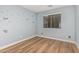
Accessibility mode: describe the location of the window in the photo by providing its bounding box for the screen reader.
[43,14,61,28]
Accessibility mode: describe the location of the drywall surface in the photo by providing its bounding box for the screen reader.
[0,6,36,47]
[0,5,76,47]
[37,6,75,41]
[76,6,79,47]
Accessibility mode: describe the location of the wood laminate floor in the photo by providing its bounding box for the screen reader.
[0,36,78,53]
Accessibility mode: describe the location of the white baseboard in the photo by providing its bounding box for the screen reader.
[0,35,78,50]
[0,35,36,50]
[37,35,76,44]
[75,43,79,49]
[39,35,78,48]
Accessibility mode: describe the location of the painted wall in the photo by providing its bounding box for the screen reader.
[0,6,36,47]
[76,6,79,47]
[37,6,75,41]
[0,5,77,47]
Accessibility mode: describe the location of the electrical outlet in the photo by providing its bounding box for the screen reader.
[68,36,71,38]
[3,30,8,33]
[41,33,43,35]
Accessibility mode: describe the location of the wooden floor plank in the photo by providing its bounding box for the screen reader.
[24,38,47,53]
[7,37,42,53]
[0,37,78,53]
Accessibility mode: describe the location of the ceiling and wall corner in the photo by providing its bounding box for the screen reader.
[21,5,68,13]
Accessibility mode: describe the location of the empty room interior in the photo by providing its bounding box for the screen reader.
[0,5,79,53]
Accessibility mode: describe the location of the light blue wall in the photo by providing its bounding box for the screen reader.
[75,6,79,47]
[0,5,78,47]
[0,5,36,47]
[37,6,75,41]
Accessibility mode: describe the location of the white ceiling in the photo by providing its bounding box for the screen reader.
[21,5,68,13]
